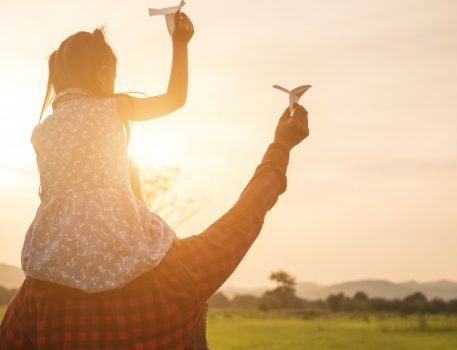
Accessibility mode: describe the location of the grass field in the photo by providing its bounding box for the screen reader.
[2,306,457,349]
[207,310,457,350]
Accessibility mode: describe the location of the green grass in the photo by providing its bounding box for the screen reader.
[207,310,457,350]
[2,306,457,349]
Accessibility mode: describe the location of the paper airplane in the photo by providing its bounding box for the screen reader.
[273,85,311,113]
[148,1,186,35]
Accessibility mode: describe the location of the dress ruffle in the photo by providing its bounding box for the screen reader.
[22,186,175,292]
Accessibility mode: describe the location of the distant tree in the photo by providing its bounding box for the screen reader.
[447,299,457,314]
[208,292,231,308]
[269,270,296,290]
[300,299,329,316]
[368,297,396,312]
[353,291,369,302]
[401,292,428,314]
[348,291,369,311]
[326,293,345,313]
[259,270,304,310]
[130,161,204,228]
[404,292,427,304]
[428,298,447,314]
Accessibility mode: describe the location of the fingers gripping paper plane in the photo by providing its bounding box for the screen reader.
[273,85,312,112]
[149,1,186,35]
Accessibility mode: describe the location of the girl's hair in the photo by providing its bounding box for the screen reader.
[39,27,117,123]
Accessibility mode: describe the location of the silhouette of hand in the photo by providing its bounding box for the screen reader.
[274,104,309,151]
[173,12,194,45]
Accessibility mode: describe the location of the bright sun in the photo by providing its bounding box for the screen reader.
[128,123,183,170]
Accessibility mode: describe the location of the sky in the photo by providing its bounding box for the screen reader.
[0,0,456,288]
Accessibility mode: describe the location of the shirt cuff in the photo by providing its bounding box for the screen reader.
[255,142,290,194]
[261,143,290,170]
[268,142,291,166]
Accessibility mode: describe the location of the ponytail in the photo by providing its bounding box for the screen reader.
[39,51,57,124]
[92,27,105,43]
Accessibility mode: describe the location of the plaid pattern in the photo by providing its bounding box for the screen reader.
[1,143,289,350]
[184,304,209,350]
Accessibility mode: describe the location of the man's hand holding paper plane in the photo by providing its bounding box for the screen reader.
[273,85,312,113]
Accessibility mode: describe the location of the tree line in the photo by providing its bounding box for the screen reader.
[209,271,457,315]
[3,270,457,315]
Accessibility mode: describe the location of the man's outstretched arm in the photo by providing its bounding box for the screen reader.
[163,104,309,302]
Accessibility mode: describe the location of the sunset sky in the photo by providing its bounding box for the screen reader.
[0,0,456,288]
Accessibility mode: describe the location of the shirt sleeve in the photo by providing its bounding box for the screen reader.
[164,142,290,303]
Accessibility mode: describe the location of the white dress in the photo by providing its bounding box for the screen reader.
[21,88,175,292]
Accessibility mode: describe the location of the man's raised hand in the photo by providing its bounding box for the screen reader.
[274,104,309,151]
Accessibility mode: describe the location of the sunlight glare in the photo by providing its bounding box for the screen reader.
[128,124,183,169]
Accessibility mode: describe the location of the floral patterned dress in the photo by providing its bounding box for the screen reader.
[21,88,175,292]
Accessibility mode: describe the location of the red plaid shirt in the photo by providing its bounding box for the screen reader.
[1,143,289,350]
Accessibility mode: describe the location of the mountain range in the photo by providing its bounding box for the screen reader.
[223,280,457,301]
[1,263,456,301]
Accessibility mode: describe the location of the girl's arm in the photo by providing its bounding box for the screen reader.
[117,12,194,122]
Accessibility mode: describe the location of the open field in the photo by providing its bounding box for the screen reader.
[207,310,457,350]
[2,306,457,349]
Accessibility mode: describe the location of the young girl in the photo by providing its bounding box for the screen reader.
[21,13,194,292]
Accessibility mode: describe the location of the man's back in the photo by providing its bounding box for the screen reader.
[1,143,290,350]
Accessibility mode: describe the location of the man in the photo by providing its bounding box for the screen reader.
[0,104,309,349]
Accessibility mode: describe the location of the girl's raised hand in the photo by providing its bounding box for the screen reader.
[172,12,194,45]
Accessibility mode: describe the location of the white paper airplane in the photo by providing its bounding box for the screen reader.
[148,1,186,36]
[273,85,311,113]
